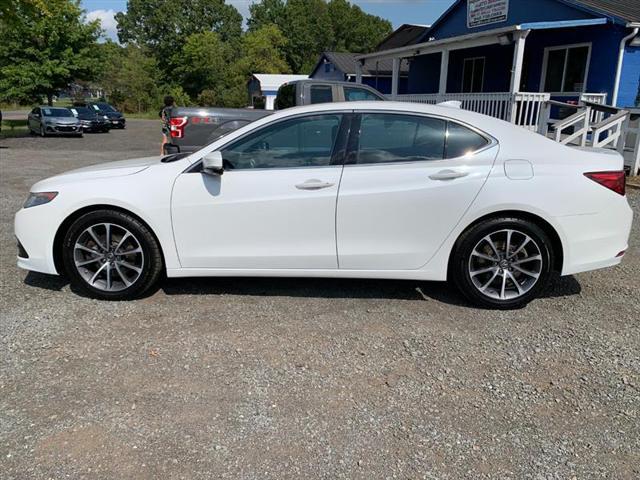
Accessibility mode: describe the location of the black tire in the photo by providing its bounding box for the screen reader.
[61,209,163,300]
[450,217,554,309]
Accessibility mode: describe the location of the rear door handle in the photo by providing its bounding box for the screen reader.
[429,170,469,181]
[295,179,335,190]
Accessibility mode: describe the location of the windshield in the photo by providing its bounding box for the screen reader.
[42,108,73,117]
[70,107,93,115]
[94,103,117,112]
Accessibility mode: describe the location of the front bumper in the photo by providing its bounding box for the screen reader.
[109,118,126,128]
[81,122,109,132]
[15,205,60,275]
[45,123,81,135]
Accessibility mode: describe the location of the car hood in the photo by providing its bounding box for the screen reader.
[78,114,104,121]
[105,112,124,119]
[45,116,79,124]
[30,156,161,191]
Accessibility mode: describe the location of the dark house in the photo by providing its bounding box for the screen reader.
[376,24,431,51]
[309,51,409,95]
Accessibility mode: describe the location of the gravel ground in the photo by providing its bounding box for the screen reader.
[1,122,639,479]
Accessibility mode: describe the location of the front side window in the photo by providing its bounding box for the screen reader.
[222,114,342,169]
[355,114,447,164]
[310,85,333,104]
[543,44,590,93]
[344,87,383,102]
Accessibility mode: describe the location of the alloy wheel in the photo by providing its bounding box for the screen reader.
[468,229,543,300]
[73,223,144,292]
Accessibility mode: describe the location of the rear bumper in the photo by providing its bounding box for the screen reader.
[558,198,633,275]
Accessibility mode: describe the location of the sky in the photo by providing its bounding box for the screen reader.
[82,0,456,42]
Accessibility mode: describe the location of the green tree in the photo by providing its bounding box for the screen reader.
[219,25,292,108]
[240,25,291,75]
[0,0,101,105]
[115,0,242,80]
[173,31,233,99]
[0,0,49,28]
[327,0,392,53]
[247,0,286,32]
[99,44,161,113]
[246,0,391,74]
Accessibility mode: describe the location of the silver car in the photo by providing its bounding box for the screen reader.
[28,106,83,137]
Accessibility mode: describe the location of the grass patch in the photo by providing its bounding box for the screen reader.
[126,111,161,120]
[1,119,30,138]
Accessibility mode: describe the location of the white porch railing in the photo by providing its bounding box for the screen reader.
[391,92,550,130]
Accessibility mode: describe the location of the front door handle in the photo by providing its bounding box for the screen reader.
[295,179,335,190]
[429,169,469,181]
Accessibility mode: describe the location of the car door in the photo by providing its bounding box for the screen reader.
[171,113,349,269]
[336,112,498,270]
[28,108,40,131]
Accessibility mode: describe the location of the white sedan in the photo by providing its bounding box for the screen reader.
[14,102,633,308]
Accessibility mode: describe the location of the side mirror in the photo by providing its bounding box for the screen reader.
[202,151,224,175]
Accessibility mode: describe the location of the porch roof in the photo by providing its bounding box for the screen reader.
[356,18,608,62]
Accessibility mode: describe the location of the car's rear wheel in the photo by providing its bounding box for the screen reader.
[62,210,163,300]
[450,217,554,309]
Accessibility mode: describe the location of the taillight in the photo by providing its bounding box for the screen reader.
[169,116,188,138]
[583,171,626,196]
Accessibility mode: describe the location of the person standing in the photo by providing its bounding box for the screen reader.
[159,95,175,155]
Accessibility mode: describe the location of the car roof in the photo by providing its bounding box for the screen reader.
[283,79,380,90]
[267,100,510,129]
[189,100,556,163]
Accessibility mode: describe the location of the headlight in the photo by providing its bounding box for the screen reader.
[23,192,58,208]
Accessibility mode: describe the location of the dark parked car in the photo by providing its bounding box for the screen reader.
[27,107,82,137]
[70,106,110,133]
[83,102,126,129]
[73,102,127,128]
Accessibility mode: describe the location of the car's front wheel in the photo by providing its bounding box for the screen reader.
[450,217,554,309]
[62,210,163,300]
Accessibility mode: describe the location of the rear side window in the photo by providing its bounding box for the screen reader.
[445,122,489,158]
[275,84,296,110]
[355,113,446,164]
[344,87,382,102]
[310,85,333,104]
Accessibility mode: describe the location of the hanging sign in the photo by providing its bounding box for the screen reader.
[468,0,509,28]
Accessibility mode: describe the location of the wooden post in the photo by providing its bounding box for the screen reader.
[391,57,400,100]
[438,49,449,101]
[509,31,529,94]
[617,113,630,154]
[355,60,363,84]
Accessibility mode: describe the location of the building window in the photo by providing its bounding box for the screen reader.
[542,43,591,94]
[462,57,485,93]
[324,62,333,73]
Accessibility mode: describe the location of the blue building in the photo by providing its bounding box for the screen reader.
[357,0,640,108]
